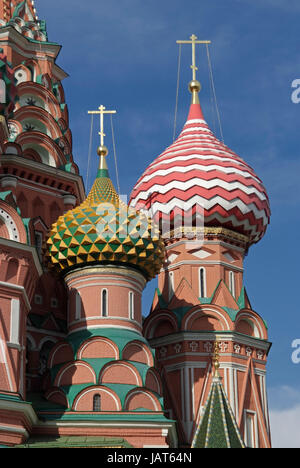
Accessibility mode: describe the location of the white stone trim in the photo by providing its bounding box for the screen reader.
[149,331,270,351]
[0,238,42,277]
[162,259,244,273]
[0,281,31,311]
[10,298,20,345]
[57,362,96,387]
[78,338,119,360]
[68,324,142,335]
[124,389,160,411]
[69,317,142,330]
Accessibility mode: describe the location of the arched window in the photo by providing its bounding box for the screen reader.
[35,231,43,261]
[102,289,108,317]
[199,267,207,298]
[75,291,81,321]
[129,291,134,320]
[168,271,174,301]
[229,271,235,298]
[93,394,101,412]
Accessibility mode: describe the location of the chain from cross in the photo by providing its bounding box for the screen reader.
[88,105,116,147]
[176,34,211,82]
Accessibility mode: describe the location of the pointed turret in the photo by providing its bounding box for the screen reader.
[140,34,272,448]
[192,343,245,448]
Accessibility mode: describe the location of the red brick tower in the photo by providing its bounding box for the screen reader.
[0,0,85,445]
[130,35,272,448]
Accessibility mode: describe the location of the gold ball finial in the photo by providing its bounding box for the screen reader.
[189,79,201,94]
[97,145,109,157]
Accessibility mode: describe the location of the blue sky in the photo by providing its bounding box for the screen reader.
[36,0,300,447]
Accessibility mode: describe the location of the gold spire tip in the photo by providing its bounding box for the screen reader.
[88,105,117,164]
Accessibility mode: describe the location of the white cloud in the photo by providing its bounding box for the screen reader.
[270,406,300,448]
[269,385,300,447]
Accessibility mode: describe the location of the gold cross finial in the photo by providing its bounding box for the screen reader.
[176,34,211,82]
[88,105,117,149]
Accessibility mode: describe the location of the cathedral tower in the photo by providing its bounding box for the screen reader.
[41,106,177,448]
[0,0,84,446]
[130,35,272,448]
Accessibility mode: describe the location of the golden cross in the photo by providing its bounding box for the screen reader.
[177,34,211,81]
[88,105,116,147]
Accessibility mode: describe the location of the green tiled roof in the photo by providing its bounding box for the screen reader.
[192,376,245,448]
[15,435,133,448]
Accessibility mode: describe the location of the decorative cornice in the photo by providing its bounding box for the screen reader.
[0,237,42,277]
[64,264,147,287]
[0,26,61,57]
[164,226,249,246]
[148,331,271,352]
[0,155,85,201]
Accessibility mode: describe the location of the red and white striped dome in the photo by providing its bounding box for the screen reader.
[129,100,270,245]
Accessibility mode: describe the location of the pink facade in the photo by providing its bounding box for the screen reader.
[0,2,271,449]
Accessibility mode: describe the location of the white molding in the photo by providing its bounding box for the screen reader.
[0,207,20,241]
[10,298,20,345]
[0,281,31,311]
[0,27,61,58]
[0,399,38,426]
[0,339,14,391]
[244,409,258,448]
[184,307,230,331]
[124,389,160,411]
[68,324,142,335]
[73,281,143,295]
[57,362,96,387]
[78,338,119,361]
[165,238,245,254]
[149,331,270,351]
[234,368,239,418]
[0,155,85,200]
[0,238,43,277]
[18,181,66,197]
[65,269,146,290]
[229,271,235,298]
[129,291,135,320]
[69,315,142,329]
[0,423,28,438]
[162,259,244,273]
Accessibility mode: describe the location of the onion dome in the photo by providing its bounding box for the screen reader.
[0,52,18,119]
[45,140,165,280]
[129,80,270,245]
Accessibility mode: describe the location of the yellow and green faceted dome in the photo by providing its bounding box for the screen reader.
[46,164,165,280]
